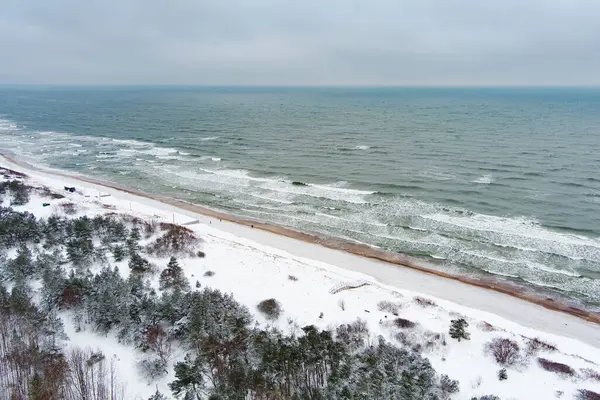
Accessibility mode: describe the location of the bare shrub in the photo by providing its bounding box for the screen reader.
[336,319,369,352]
[138,356,168,381]
[413,296,436,307]
[197,250,206,258]
[394,318,416,329]
[377,300,400,315]
[526,337,557,355]
[142,325,172,364]
[422,331,446,352]
[40,186,65,199]
[338,299,345,311]
[470,396,500,400]
[486,338,520,366]
[577,390,600,400]
[471,375,483,389]
[203,270,215,277]
[60,202,78,215]
[581,368,600,382]
[288,274,298,281]
[257,298,283,320]
[143,220,158,238]
[477,321,496,332]
[538,358,575,376]
[147,223,200,256]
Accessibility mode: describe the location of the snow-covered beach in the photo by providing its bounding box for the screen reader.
[1,153,599,399]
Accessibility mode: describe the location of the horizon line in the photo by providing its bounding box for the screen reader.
[1,83,600,89]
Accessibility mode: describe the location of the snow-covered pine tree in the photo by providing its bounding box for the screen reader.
[112,245,126,262]
[147,388,168,400]
[449,318,470,341]
[129,252,151,273]
[5,245,34,281]
[159,257,187,290]
[498,368,508,380]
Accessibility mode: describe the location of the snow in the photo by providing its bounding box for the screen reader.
[2,156,600,400]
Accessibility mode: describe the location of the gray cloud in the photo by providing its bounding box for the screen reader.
[1,0,599,85]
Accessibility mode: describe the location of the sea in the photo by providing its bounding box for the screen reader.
[1,86,599,310]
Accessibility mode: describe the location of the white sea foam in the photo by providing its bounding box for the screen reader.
[138,147,179,157]
[473,174,493,184]
[355,145,370,150]
[211,157,221,161]
[423,213,600,251]
[248,193,294,205]
[525,261,582,278]
[199,136,219,141]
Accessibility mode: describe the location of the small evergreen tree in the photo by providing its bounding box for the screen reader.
[449,318,470,341]
[148,388,168,400]
[129,252,151,274]
[440,374,460,394]
[8,180,30,205]
[127,226,142,253]
[112,245,126,261]
[498,368,507,381]
[159,257,187,290]
[6,245,34,281]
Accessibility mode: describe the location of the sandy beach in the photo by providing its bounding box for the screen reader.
[1,152,599,350]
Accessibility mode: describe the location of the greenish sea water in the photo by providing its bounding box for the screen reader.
[1,86,600,309]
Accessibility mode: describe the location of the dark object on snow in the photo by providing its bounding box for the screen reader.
[64,186,76,192]
[42,203,50,207]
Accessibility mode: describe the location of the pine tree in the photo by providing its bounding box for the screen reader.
[127,226,142,253]
[8,180,30,205]
[449,318,470,341]
[159,257,187,290]
[498,368,507,381]
[112,245,126,262]
[28,373,45,400]
[129,252,151,273]
[147,388,168,400]
[6,245,34,281]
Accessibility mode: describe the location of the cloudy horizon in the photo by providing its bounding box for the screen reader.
[1,0,599,86]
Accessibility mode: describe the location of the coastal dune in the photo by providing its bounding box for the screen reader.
[1,152,599,350]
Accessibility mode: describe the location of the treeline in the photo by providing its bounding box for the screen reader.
[0,182,458,399]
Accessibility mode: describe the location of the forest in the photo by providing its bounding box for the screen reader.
[0,178,469,400]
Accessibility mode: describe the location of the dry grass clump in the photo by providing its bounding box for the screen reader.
[526,337,557,355]
[394,318,416,329]
[477,321,497,332]
[576,389,600,400]
[377,300,400,315]
[60,202,78,215]
[257,298,283,321]
[538,358,575,376]
[413,296,436,307]
[581,368,600,382]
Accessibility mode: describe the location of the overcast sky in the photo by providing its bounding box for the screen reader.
[1,0,599,85]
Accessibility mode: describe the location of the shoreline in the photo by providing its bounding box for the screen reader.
[2,151,600,328]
